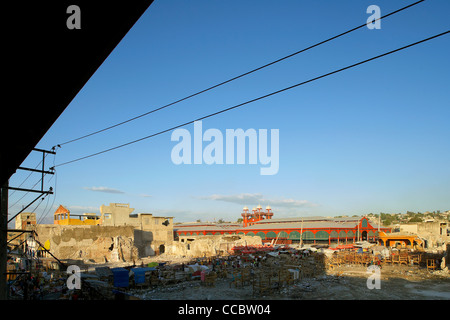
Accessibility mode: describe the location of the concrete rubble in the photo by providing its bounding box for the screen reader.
[6,235,450,300]
[167,235,262,258]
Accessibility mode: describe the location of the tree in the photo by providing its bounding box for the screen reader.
[380,212,395,226]
[409,216,423,223]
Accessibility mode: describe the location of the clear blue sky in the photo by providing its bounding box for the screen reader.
[10,0,450,224]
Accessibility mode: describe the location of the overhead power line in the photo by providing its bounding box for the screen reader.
[53,30,450,168]
[57,0,425,147]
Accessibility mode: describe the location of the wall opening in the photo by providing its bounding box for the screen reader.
[362,231,367,241]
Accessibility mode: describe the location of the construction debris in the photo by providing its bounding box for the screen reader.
[6,230,450,299]
[168,235,262,258]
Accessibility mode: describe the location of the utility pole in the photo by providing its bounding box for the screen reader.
[357,222,360,242]
[1,147,55,299]
[0,181,8,300]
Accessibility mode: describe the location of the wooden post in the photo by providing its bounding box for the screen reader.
[300,218,304,247]
[0,181,8,300]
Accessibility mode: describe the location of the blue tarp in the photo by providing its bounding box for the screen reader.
[131,267,156,284]
[111,267,129,288]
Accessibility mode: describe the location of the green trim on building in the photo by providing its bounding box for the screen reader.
[361,219,368,228]
[315,230,329,240]
[256,231,266,239]
[288,231,301,240]
[302,231,314,240]
[278,231,288,238]
[266,231,277,238]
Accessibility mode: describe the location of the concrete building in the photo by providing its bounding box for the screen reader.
[100,203,135,226]
[15,212,37,230]
[54,205,100,225]
[100,203,174,255]
[377,231,423,249]
[400,220,449,248]
[40,203,175,259]
[8,212,37,248]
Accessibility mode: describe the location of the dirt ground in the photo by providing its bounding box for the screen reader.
[127,263,450,300]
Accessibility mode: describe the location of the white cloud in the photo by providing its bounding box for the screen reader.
[201,193,263,205]
[138,194,152,198]
[83,186,125,194]
[199,193,317,208]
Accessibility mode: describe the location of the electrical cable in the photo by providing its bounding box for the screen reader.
[8,160,42,197]
[37,155,58,225]
[8,175,45,210]
[56,0,425,147]
[53,30,450,168]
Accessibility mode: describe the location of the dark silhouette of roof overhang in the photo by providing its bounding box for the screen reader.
[1,1,154,186]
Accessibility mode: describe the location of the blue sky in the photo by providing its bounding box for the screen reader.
[9,0,450,224]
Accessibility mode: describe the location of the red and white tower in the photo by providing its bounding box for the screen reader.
[241,205,273,227]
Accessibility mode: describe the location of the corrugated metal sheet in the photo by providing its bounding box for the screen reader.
[174,216,388,235]
[242,221,358,231]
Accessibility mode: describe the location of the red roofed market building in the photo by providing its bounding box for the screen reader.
[174,206,391,245]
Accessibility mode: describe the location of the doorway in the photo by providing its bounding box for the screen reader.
[362,231,367,241]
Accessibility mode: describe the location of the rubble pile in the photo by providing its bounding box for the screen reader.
[167,235,262,258]
[7,239,450,300]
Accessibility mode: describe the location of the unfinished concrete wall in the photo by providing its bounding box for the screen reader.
[418,222,448,248]
[141,215,173,238]
[100,203,136,227]
[400,221,449,248]
[124,215,174,256]
[15,212,37,230]
[35,225,139,263]
[98,203,174,255]
[400,224,418,234]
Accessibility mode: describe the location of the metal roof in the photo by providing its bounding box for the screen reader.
[173,216,390,234]
[254,216,361,225]
[242,220,359,231]
[174,224,239,232]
